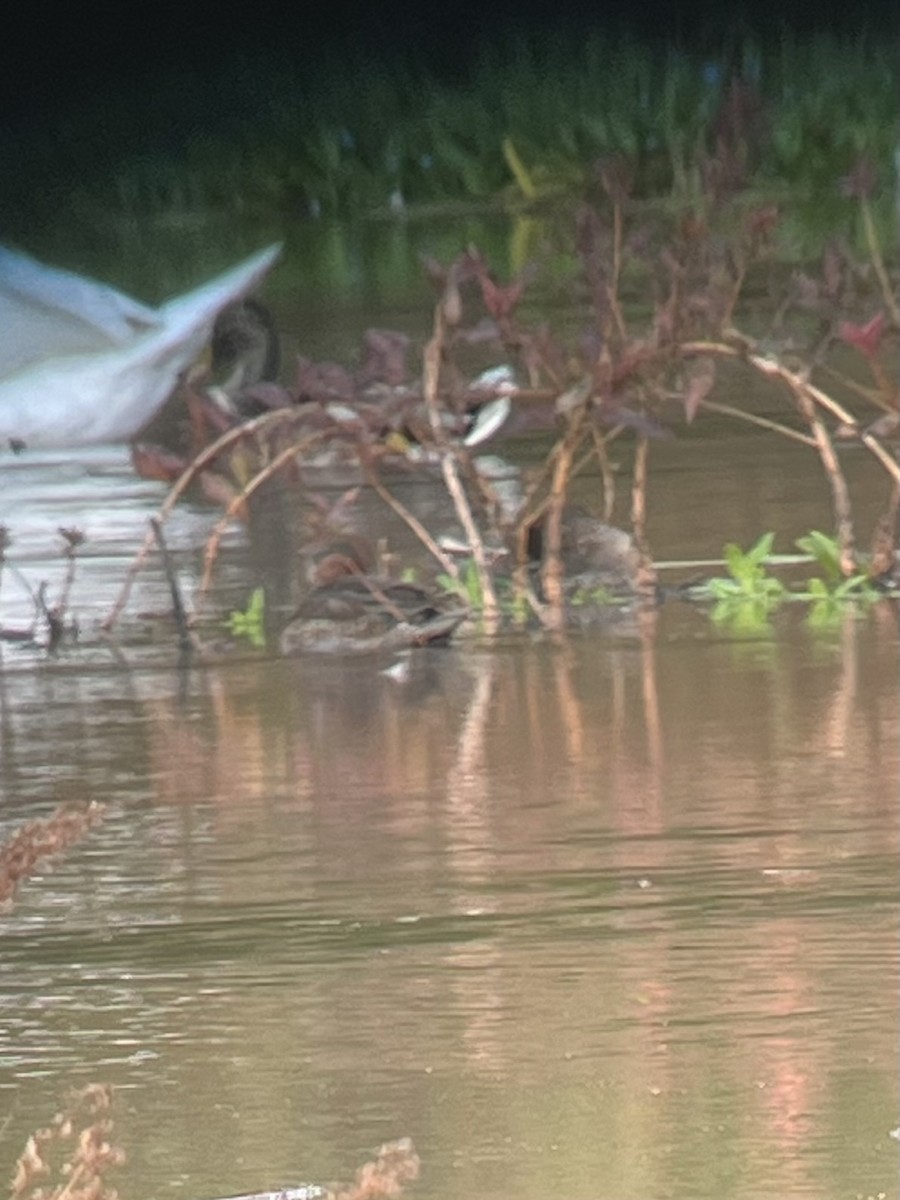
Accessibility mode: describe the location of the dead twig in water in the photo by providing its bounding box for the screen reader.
[777,374,858,575]
[680,339,900,575]
[361,463,459,580]
[214,1140,420,1200]
[104,407,316,631]
[0,526,41,643]
[150,518,199,655]
[681,341,900,484]
[55,528,85,619]
[591,425,623,521]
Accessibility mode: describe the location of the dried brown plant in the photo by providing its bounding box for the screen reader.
[203,1139,420,1200]
[332,1139,420,1200]
[0,802,104,906]
[112,166,898,642]
[9,1083,124,1200]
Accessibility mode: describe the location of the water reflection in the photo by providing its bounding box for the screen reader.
[0,446,230,637]
[0,344,897,1200]
[12,210,519,342]
[0,597,896,1200]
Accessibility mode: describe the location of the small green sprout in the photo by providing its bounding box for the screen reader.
[227,587,266,649]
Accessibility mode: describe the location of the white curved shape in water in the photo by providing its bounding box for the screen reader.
[0,243,281,447]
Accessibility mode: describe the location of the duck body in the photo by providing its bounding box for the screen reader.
[526,506,641,599]
[280,576,468,656]
[0,243,280,448]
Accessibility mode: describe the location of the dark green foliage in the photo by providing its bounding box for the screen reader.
[1,32,895,238]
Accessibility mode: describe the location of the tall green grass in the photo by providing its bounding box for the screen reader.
[0,30,895,240]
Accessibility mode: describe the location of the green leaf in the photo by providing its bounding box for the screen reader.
[746,531,777,567]
[708,577,741,599]
[806,598,845,631]
[796,530,843,584]
[722,541,747,582]
[227,588,266,648]
[711,597,776,635]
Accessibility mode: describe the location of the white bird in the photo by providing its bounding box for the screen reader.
[0,242,281,448]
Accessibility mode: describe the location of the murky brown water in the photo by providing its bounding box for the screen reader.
[1,367,898,1199]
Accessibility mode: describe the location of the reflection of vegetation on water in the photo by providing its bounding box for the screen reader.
[7,1077,418,1200]
[2,583,897,1198]
[9,1083,124,1200]
[144,616,895,1197]
[0,803,104,906]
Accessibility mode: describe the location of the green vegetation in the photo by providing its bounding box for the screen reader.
[226,587,266,648]
[793,530,886,629]
[435,527,893,632]
[706,532,788,630]
[30,64,879,652]
[438,558,491,610]
[690,531,891,634]
[112,136,896,644]
[706,533,786,603]
[1,31,896,249]
[794,530,873,593]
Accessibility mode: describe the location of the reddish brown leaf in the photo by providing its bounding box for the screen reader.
[683,358,716,423]
[679,211,708,243]
[838,312,887,359]
[356,329,410,388]
[131,443,189,483]
[294,357,355,403]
